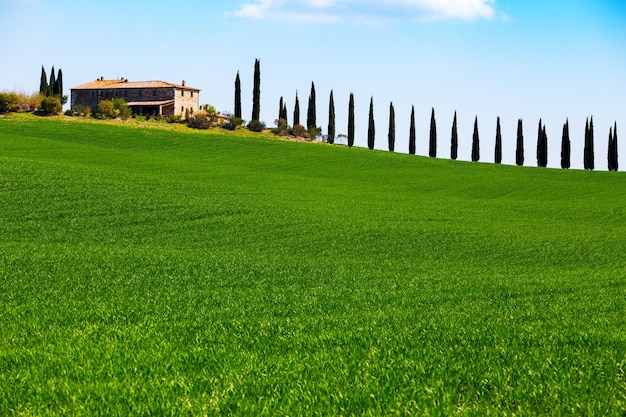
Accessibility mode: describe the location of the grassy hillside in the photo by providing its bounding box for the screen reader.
[1,114,625,415]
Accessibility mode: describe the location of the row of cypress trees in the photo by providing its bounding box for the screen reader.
[237,60,619,171]
[39,66,66,104]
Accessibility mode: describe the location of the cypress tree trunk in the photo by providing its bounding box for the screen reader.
[307,82,316,130]
[328,90,335,145]
[451,111,458,160]
[293,92,300,126]
[561,119,570,169]
[251,59,261,122]
[348,93,355,148]
[367,97,375,150]
[234,72,242,118]
[471,116,480,162]
[39,66,48,96]
[516,119,524,166]
[49,66,56,97]
[388,102,395,152]
[429,108,437,157]
[409,106,416,155]
[494,117,502,164]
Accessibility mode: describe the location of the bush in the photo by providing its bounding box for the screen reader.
[167,115,183,124]
[96,100,115,118]
[187,112,211,129]
[39,96,62,115]
[271,118,289,136]
[64,109,74,116]
[247,120,266,132]
[290,124,307,138]
[112,98,132,120]
[223,116,244,130]
[71,103,86,116]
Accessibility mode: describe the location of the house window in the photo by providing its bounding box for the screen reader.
[91,91,95,97]
[125,91,128,97]
[153,90,157,97]
[191,91,194,98]
[139,90,143,97]
[181,90,184,97]
[181,106,184,113]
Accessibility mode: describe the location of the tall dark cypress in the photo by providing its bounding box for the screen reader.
[307,82,316,130]
[584,117,595,170]
[516,119,524,166]
[251,59,261,122]
[589,116,595,170]
[328,90,335,145]
[451,111,458,160]
[348,93,355,148]
[281,101,288,124]
[367,97,375,150]
[561,119,571,169]
[614,122,619,171]
[388,102,395,152]
[429,107,437,158]
[471,116,480,162]
[608,123,618,172]
[39,66,48,96]
[56,68,63,100]
[234,72,242,118]
[293,92,300,126]
[494,117,502,164]
[49,66,56,97]
[608,127,615,171]
[409,106,416,155]
[537,119,548,167]
[278,96,284,124]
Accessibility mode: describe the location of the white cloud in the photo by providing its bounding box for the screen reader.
[229,0,498,22]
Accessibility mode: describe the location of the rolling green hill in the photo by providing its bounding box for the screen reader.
[1,114,625,415]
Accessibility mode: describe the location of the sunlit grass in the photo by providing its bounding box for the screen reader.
[1,114,625,415]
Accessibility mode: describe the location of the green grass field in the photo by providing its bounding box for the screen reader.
[1,113,625,415]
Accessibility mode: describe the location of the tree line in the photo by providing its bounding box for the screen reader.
[235,60,619,171]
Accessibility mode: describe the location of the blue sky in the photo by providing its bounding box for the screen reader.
[1,0,624,169]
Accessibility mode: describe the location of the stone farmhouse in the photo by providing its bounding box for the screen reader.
[71,77,200,118]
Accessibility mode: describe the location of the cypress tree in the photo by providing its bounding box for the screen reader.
[471,116,480,162]
[293,92,300,126]
[429,107,437,158]
[278,96,284,124]
[409,105,416,155]
[608,127,615,171]
[348,93,355,148]
[451,111,458,160]
[251,59,260,122]
[307,82,316,130]
[561,119,571,169]
[613,121,619,171]
[234,72,242,118]
[388,102,395,152]
[537,119,548,167]
[49,66,56,97]
[39,66,48,96]
[494,117,502,164]
[584,117,595,170]
[367,97,375,150]
[589,116,595,170]
[328,90,335,145]
[56,68,63,100]
[516,119,524,166]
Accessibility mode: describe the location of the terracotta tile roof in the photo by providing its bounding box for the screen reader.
[71,79,200,91]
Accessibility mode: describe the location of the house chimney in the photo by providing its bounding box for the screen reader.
[182,80,186,87]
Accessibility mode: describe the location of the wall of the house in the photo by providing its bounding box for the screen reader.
[71,86,199,118]
[174,88,200,118]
